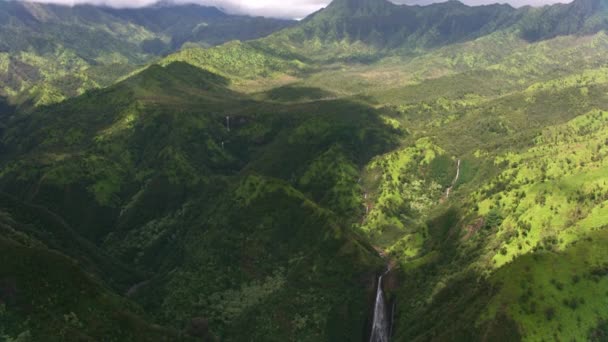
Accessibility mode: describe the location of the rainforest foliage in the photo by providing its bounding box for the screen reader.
[2,0,608,340]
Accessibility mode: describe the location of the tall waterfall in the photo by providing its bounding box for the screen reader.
[369,272,390,342]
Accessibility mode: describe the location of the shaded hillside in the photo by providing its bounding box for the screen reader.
[0,209,186,341]
[106,4,294,50]
[306,0,608,47]
[298,0,519,49]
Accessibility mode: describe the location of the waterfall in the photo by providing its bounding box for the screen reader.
[369,272,390,342]
[445,159,461,199]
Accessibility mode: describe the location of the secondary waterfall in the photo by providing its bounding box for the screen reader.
[445,159,461,199]
[369,271,390,342]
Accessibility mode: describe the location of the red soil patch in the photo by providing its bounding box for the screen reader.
[463,217,485,240]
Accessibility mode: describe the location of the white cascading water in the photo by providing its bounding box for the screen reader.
[445,159,461,199]
[369,272,390,342]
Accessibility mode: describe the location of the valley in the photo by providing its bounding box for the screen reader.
[1,0,608,340]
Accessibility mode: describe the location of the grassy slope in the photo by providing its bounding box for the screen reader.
[354,32,608,341]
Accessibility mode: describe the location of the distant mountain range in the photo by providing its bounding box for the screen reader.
[2,0,608,107]
[155,0,608,83]
[0,1,294,107]
[277,0,608,54]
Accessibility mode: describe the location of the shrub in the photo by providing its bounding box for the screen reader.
[550,279,564,291]
[562,298,580,310]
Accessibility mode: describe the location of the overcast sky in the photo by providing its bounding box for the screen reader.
[21,0,574,19]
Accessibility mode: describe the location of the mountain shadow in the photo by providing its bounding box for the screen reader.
[264,85,336,102]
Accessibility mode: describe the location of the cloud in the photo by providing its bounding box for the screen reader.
[21,0,329,17]
[19,0,573,19]
[196,0,329,18]
[26,0,158,7]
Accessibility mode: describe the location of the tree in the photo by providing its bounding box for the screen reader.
[484,208,503,229]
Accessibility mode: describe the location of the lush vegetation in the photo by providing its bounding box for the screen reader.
[2,0,608,340]
[0,61,398,340]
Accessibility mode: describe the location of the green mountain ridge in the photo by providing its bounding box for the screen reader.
[323,0,608,46]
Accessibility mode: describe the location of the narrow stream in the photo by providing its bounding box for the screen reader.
[369,270,390,342]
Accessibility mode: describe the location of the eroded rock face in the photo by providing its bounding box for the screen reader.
[383,269,399,293]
